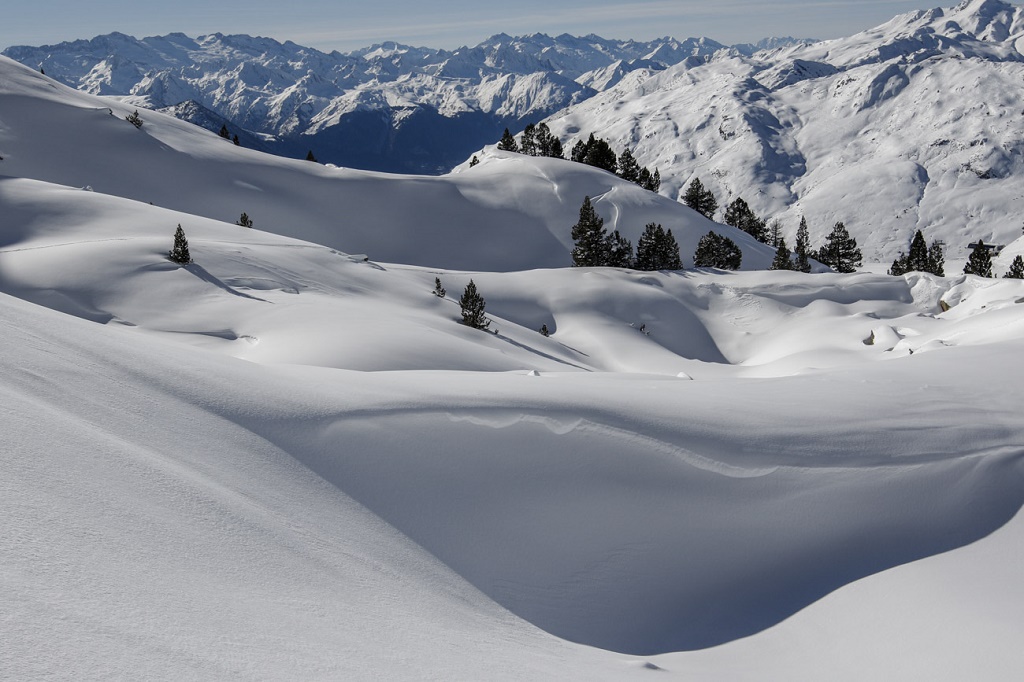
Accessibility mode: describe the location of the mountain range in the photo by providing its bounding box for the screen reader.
[3,31,777,174]
[540,0,1024,261]
[6,1,1023,261]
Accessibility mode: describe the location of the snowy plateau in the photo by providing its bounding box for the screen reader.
[1,2,1024,681]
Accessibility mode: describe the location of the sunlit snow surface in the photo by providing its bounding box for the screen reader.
[2,49,1024,680]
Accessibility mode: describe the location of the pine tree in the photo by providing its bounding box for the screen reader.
[683,177,717,219]
[1004,254,1024,279]
[570,138,589,163]
[964,241,993,277]
[607,230,634,268]
[635,223,681,270]
[433,277,446,297]
[640,168,661,193]
[617,149,641,183]
[536,123,562,158]
[168,224,192,264]
[635,223,661,270]
[570,196,609,267]
[892,231,944,276]
[497,128,519,152]
[817,222,862,273]
[889,253,910,276]
[693,231,742,270]
[125,110,143,128]
[306,150,318,162]
[767,220,782,248]
[927,240,945,276]
[459,280,490,330]
[583,135,617,174]
[233,134,240,146]
[469,155,480,167]
[539,324,550,336]
[660,228,682,270]
[770,238,793,270]
[236,212,254,228]
[794,216,812,273]
[219,124,230,139]
[906,230,929,272]
[637,167,653,191]
[724,197,767,242]
[520,123,538,156]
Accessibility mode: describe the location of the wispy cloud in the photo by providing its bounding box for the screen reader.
[283,0,933,49]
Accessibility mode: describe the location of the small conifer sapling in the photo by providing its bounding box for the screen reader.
[459,280,490,330]
[168,224,192,264]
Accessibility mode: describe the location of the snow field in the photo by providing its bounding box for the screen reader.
[3,37,1024,679]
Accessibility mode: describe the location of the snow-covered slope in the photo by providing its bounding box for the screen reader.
[540,0,1024,263]
[4,18,1024,679]
[0,55,773,272]
[4,167,1024,672]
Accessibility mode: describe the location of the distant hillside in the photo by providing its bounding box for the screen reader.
[539,0,1024,261]
[3,31,752,174]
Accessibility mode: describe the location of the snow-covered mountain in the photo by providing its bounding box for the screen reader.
[3,23,1024,679]
[1,31,733,174]
[0,56,775,272]
[541,0,1024,262]
[7,2,1023,264]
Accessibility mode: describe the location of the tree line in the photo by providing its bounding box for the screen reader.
[494,125,660,192]
[683,176,864,273]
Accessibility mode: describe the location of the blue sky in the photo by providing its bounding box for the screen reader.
[2,1,955,51]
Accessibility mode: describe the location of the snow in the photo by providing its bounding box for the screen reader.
[540,0,1024,263]
[3,21,1024,681]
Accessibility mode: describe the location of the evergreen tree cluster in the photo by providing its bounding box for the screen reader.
[635,223,682,270]
[681,181,812,272]
[218,124,242,146]
[496,127,659,192]
[693,231,742,270]
[723,197,768,243]
[570,197,680,270]
[125,110,143,128]
[571,133,660,191]
[889,230,945,276]
[497,123,564,159]
[519,123,564,159]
